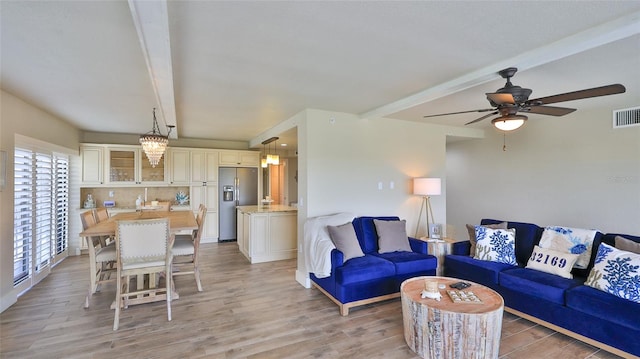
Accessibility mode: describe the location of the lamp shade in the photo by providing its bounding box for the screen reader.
[413,178,441,196]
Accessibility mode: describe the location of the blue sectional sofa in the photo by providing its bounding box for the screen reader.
[444,219,640,358]
[310,216,437,316]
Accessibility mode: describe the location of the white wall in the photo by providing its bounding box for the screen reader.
[446,107,640,240]
[295,109,475,286]
[0,90,81,312]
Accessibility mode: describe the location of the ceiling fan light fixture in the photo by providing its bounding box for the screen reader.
[492,115,527,131]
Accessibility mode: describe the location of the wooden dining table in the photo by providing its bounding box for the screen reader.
[79,210,198,238]
[79,210,198,308]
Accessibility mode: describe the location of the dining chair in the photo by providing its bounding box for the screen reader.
[172,204,206,292]
[113,218,174,330]
[81,211,116,308]
[94,207,110,222]
[94,207,115,245]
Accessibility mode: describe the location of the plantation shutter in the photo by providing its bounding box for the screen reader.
[13,148,33,286]
[13,145,69,291]
[53,155,69,262]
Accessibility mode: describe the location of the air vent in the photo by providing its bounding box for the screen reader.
[613,106,640,129]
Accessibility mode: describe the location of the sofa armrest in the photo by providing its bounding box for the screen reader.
[451,240,471,256]
[331,248,345,268]
[409,237,428,254]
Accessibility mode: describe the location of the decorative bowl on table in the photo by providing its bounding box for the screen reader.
[175,191,189,205]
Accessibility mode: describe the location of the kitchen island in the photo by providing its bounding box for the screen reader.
[236,205,298,264]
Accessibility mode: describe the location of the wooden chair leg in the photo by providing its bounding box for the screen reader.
[194,266,203,292]
[113,274,121,330]
[166,269,172,322]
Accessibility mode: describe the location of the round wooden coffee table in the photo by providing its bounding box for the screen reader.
[400,276,504,359]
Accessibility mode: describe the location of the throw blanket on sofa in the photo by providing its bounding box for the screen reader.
[303,212,355,278]
[539,226,598,269]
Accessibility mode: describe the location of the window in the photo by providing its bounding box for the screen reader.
[13,146,69,289]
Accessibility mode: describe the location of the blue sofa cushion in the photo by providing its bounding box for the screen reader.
[481,219,543,266]
[334,254,396,285]
[566,285,640,331]
[499,267,582,305]
[373,251,437,276]
[352,216,400,254]
[444,255,516,284]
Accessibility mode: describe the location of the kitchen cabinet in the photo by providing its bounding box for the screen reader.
[168,148,190,185]
[190,150,219,183]
[236,205,297,263]
[81,146,104,185]
[190,183,218,243]
[190,150,219,242]
[237,209,250,258]
[219,150,260,167]
[107,147,166,185]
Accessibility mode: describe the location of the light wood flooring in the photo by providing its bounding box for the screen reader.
[0,242,625,359]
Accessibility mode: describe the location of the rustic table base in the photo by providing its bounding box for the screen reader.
[401,276,504,359]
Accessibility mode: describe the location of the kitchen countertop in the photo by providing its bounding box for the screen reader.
[236,205,298,213]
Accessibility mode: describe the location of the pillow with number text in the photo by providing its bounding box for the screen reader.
[526,245,579,279]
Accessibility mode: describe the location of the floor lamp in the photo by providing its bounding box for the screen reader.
[413,178,442,238]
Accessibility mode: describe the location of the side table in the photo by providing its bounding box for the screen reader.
[418,237,457,276]
[401,276,504,359]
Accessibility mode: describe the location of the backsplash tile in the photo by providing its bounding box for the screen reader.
[80,186,190,208]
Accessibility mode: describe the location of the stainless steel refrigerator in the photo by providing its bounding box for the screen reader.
[218,167,258,241]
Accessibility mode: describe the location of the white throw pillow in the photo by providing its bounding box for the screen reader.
[585,243,640,303]
[473,226,517,265]
[526,245,579,279]
[538,226,597,269]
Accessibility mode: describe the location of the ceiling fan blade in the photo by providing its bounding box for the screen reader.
[528,84,626,105]
[486,93,515,105]
[465,111,499,125]
[524,105,576,116]
[423,108,495,118]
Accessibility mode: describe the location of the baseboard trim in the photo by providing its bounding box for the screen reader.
[295,270,310,288]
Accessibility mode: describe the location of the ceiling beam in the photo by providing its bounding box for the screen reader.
[128,0,178,138]
[360,11,640,120]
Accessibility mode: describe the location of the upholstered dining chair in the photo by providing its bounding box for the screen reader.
[81,211,116,308]
[172,204,206,292]
[113,218,174,330]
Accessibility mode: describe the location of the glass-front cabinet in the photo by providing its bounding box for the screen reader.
[140,151,166,182]
[106,147,166,185]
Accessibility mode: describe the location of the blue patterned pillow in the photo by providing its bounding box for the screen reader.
[585,243,640,303]
[473,226,517,265]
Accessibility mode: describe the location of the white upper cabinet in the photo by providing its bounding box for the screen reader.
[106,146,166,185]
[190,150,219,184]
[81,146,104,185]
[168,148,190,185]
[219,150,260,167]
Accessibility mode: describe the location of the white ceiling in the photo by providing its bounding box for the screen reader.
[2,1,639,151]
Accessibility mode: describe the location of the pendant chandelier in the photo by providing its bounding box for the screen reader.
[261,136,280,166]
[139,108,173,167]
[261,143,268,168]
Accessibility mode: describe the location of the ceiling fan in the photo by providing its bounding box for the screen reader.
[424,67,626,131]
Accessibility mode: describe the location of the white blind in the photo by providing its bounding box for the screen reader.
[54,156,69,256]
[13,148,33,285]
[13,147,69,288]
[34,152,52,272]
